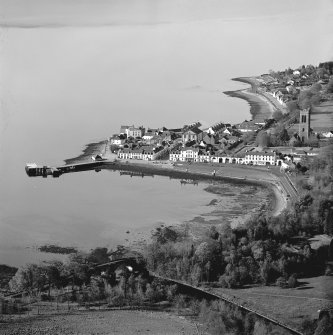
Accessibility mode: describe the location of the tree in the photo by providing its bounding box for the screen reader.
[208,226,219,240]
[326,78,333,93]
[9,264,46,294]
[87,247,110,264]
[64,253,90,288]
[287,273,298,288]
[242,132,256,145]
[195,242,211,264]
[310,83,322,93]
[299,89,321,109]
[41,261,65,297]
[272,110,284,121]
[271,124,290,146]
[255,131,270,147]
[152,227,178,244]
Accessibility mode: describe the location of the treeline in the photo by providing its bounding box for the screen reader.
[296,144,333,235]
[4,244,297,334]
[145,215,328,290]
[8,246,128,295]
[38,244,78,254]
[146,147,333,288]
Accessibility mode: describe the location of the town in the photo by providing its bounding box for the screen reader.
[110,62,333,173]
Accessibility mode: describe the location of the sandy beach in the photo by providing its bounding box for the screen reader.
[224,77,277,123]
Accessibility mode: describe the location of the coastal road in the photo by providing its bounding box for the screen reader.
[271,169,299,202]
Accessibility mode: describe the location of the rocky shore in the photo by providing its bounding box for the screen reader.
[64,140,108,165]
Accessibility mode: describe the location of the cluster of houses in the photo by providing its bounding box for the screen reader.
[258,68,331,108]
[109,122,286,166]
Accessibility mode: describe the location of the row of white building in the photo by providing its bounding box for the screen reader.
[169,148,280,165]
[117,146,282,166]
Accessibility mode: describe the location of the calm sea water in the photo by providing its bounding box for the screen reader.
[0,2,331,266]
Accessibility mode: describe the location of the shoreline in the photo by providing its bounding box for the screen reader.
[64,140,108,165]
[224,76,277,123]
[103,159,285,216]
[63,138,287,219]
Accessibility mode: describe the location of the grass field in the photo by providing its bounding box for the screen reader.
[212,276,333,330]
[311,101,333,132]
[0,309,202,335]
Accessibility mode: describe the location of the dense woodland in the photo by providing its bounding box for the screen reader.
[146,144,333,287]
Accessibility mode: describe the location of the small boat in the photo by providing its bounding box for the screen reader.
[91,154,107,161]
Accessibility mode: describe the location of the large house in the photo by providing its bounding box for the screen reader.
[202,133,216,145]
[182,128,203,143]
[169,149,182,162]
[170,147,200,162]
[124,126,145,138]
[118,146,155,160]
[244,152,276,165]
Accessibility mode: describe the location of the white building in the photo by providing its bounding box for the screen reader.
[118,147,156,160]
[198,151,211,162]
[170,148,200,162]
[169,149,182,161]
[118,148,131,160]
[110,135,126,146]
[180,148,200,161]
[126,126,144,138]
[322,131,333,138]
[244,152,276,165]
[142,147,155,160]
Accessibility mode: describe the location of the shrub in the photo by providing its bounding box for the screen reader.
[276,276,287,288]
[300,316,317,335]
[287,274,298,288]
[109,294,126,307]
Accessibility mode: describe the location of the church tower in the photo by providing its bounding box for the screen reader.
[299,108,310,142]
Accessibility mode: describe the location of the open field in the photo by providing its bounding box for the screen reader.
[0,309,201,335]
[311,101,333,132]
[212,276,333,330]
